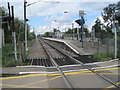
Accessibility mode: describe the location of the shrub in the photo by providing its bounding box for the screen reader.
[92,53,114,62]
[2,60,17,67]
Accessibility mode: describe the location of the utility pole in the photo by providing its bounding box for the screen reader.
[72,23,74,40]
[113,14,117,59]
[11,6,17,61]
[24,0,28,55]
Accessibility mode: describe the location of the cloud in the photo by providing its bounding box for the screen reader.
[1,0,120,3]
[1,0,119,34]
[2,1,118,19]
[33,24,72,35]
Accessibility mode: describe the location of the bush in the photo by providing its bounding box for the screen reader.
[2,60,17,67]
[92,53,114,62]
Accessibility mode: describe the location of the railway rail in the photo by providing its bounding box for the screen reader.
[41,38,120,89]
[25,38,119,88]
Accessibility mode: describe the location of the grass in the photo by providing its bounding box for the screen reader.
[2,59,30,67]
[91,53,114,62]
[27,39,35,57]
[28,39,34,47]
[2,43,31,67]
[2,59,16,67]
[2,40,35,67]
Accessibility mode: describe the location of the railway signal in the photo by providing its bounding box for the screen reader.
[75,17,85,26]
[75,10,85,48]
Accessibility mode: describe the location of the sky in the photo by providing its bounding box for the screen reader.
[1,0,119,35]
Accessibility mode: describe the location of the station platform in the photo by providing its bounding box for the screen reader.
[44,38,108,55]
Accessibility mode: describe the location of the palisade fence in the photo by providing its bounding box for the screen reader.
[62,33,120,58]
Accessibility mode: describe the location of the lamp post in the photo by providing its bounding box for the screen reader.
[24,0,59,54]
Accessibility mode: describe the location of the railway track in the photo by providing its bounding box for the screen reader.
[26,39,78,66]
[25,38,119,88]
[40,38,120,89]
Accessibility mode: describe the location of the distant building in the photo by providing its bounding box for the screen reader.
[55,32,63,39]
[51,29,63,39]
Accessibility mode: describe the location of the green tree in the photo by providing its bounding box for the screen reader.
[102,1,120,34]
[44,32,52,37]
[84,27,89,37]
[65,28,73,34]
[102,2,120,58]
[1,7,13,43]
[1,6,35,43]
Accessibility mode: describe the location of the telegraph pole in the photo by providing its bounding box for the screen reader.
[11,6,17,61]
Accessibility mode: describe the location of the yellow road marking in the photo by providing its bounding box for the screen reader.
[3,72,118,88]
[1,71,119,88]
[0,67,119,80]
[14,72,118,88]
[48,72,118,76]
[0,73,47,80]
[102,82,120,90]
[0,76,61,88]
[14,75,61,88]
[0,84,40,88]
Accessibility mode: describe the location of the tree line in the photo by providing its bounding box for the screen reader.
[0,6,35,44]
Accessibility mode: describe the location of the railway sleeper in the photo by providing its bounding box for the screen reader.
[25,58,53,67]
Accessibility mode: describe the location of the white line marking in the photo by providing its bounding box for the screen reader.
[85,59,119,65]
[59,59,119,68]
[19,71,47,74]
[19,64,119,74]
[16,65,45,68]
[63,41,79,54]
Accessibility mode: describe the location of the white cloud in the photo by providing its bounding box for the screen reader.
[1,0,119,34]
[1,0,120,3]
[32,24,72,35]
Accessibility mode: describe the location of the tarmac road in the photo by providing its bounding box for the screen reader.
[1,66,119,89]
